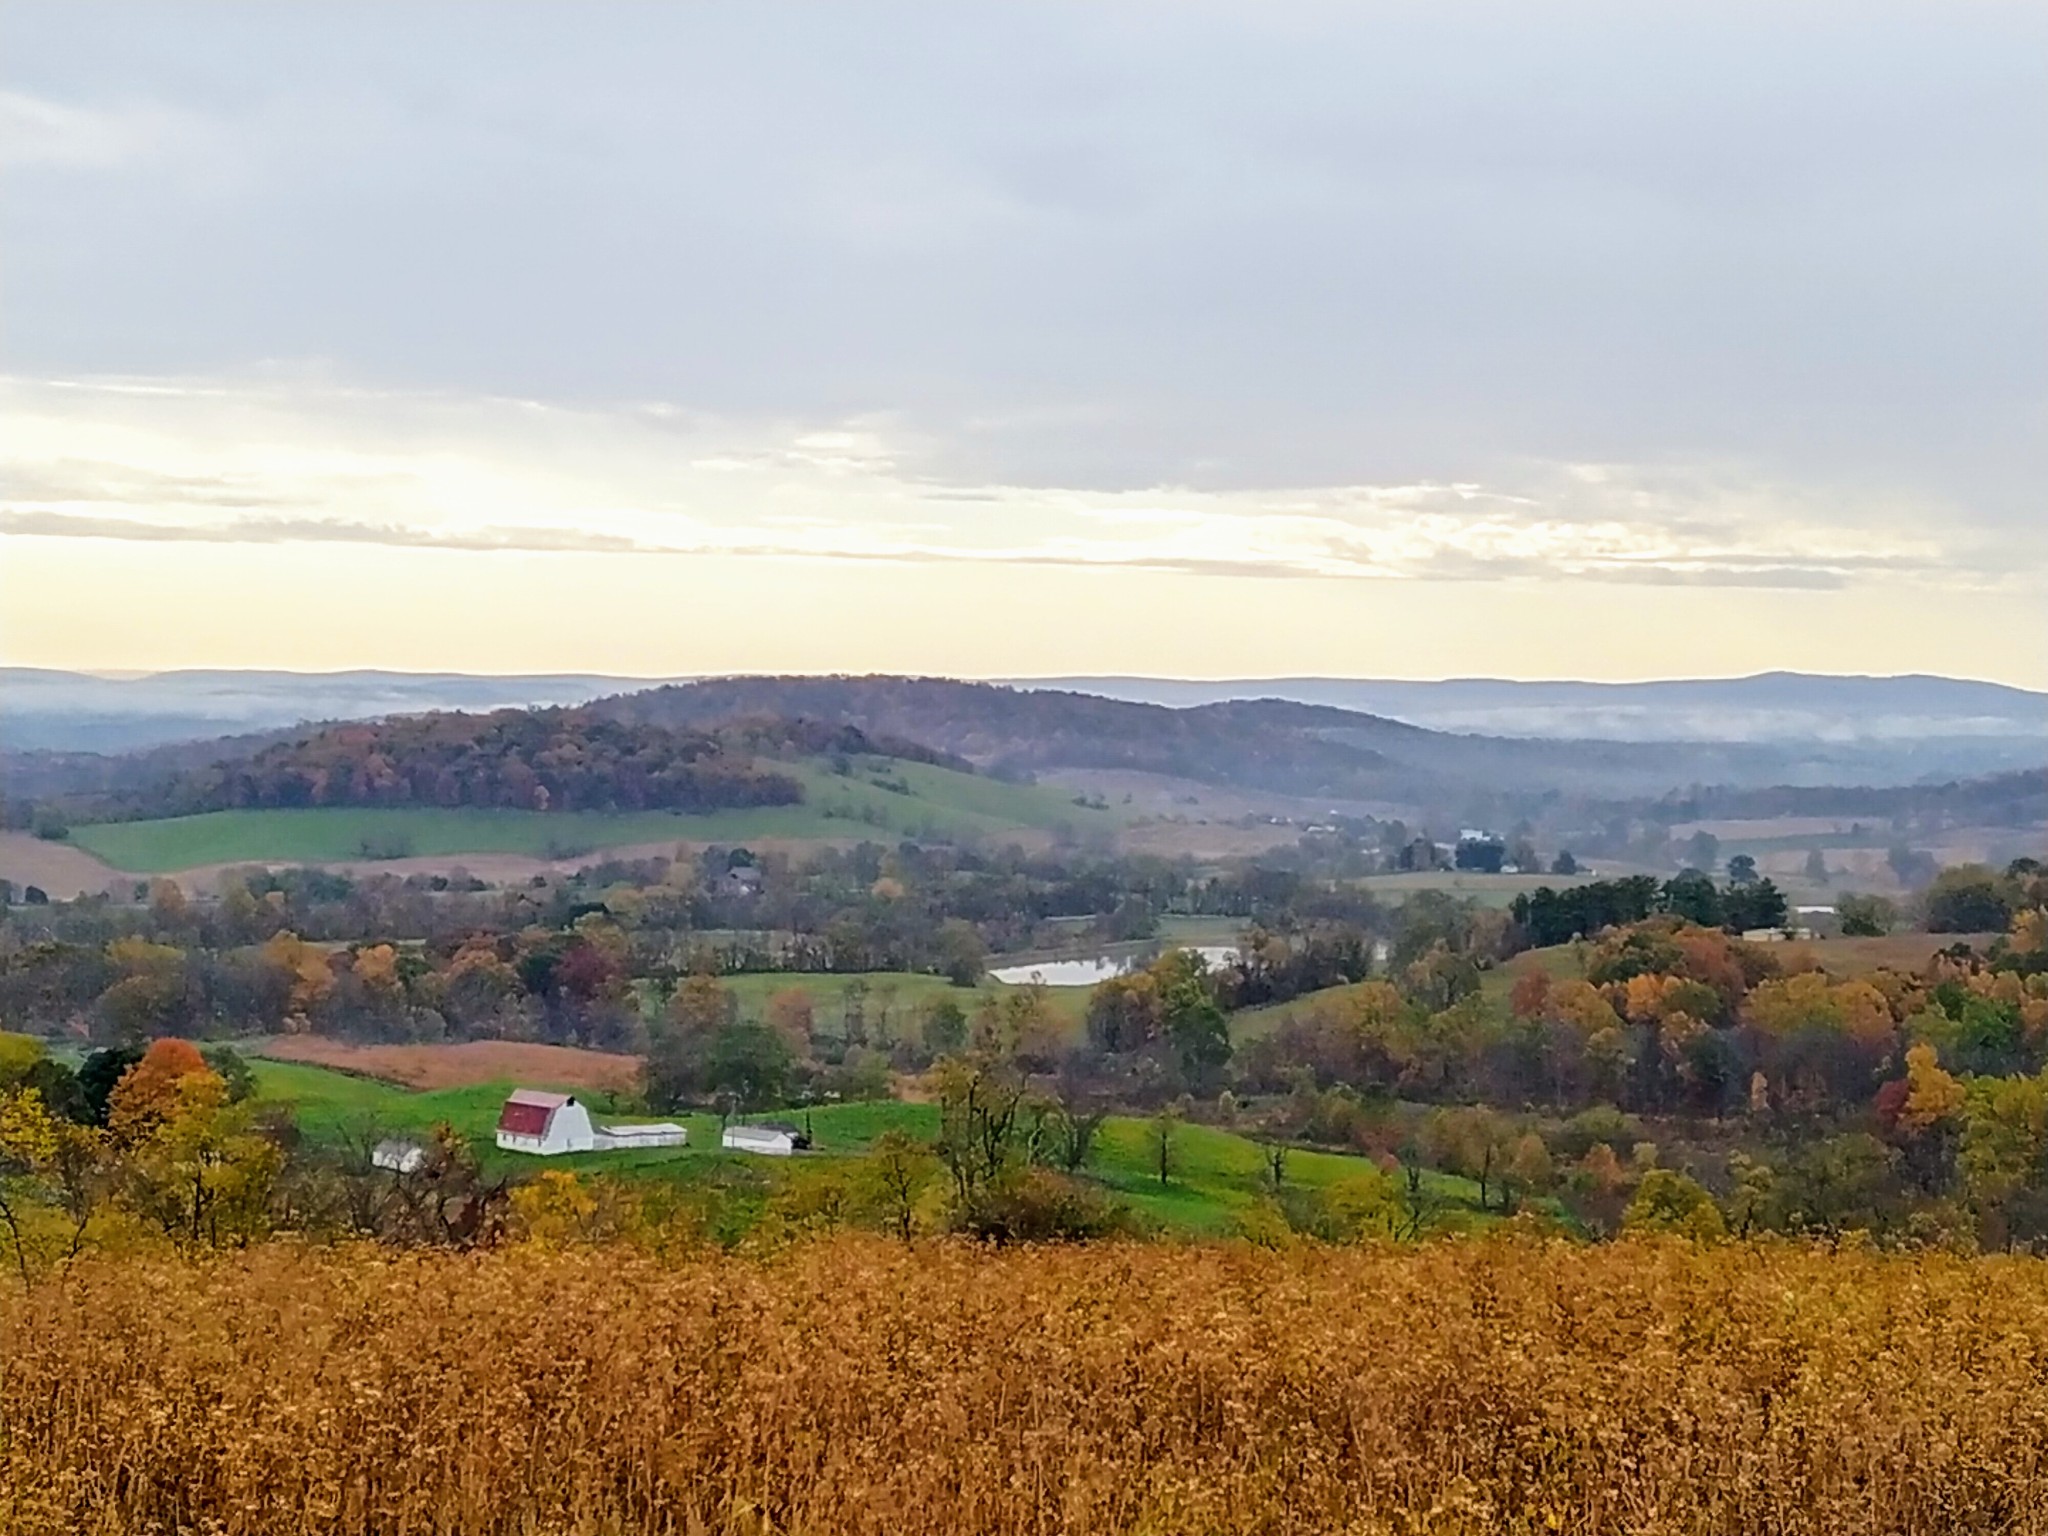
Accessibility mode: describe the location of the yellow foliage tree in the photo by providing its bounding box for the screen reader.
[261,932,335,1020]
[1897,1042,1965,1135]
[1623,1168,1726,1241]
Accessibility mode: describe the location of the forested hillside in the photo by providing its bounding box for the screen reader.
[5,709,996,826]
[153,710,808,816]
[593,675,2039,810]
[600,677,1423,800]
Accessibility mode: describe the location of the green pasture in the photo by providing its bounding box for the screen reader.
[248,1058,1481,1234]
[1230,941,1582,1043]
[661,969,1093,1040]
[71,756,1120,874]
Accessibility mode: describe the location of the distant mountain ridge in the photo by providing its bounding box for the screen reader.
[1013,672,2048,743]
[584,675,1985,808]
[0,668,649,753]
[5,667,2042,784]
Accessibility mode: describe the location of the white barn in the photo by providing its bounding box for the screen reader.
[495,1090,597,1155]
[721,1122,809,1157]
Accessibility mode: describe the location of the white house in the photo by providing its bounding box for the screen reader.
[721,1121,808,1157]
[592,1122,688,1151]
[371,1138,427,1174]
[495,1090,597,1155]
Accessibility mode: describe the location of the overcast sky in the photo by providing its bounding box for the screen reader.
[3,3,2043,683]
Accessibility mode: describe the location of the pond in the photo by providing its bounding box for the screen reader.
[988,945,1239,988]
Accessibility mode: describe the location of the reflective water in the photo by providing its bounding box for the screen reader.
[988,945,1239,987]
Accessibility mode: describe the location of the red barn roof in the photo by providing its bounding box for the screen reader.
[497,1089,573,1137]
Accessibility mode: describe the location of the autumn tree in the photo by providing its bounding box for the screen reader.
[1426,1106,1514,1210]
[1838,892,1897,937]
[857,1129,936,1242]
[931,1054,1035,1208]
[764,989,816,1055]
[106,1039,215,1143]
[1148,1106,1181,1188]
[1154,951,1231,1090]
[1958,1072,2048,1249]
[1623,1168,1726,1240]
[1502,1133,1554,1213]
[0,1089,96,1284]
[113,1058,283,1250]
[668,973,739,1037]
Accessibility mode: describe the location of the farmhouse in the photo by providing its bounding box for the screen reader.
[495,1090,596,1155]
[721,1121,810,1157]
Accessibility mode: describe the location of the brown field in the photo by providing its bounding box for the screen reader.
[256,1036,641,1092]
[1670,816,1872,841]
[1780,930,2003,976]
[0,830,128,901]
[9,1235,2048,1535]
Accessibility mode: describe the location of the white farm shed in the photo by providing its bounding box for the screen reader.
[722,1123,806,1157]
[495,1090,596,1155]
[593,1122,688,1151]
[371,1138,427,1174]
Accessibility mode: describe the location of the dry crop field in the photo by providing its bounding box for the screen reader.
[9,1236,2048,1536]
[256,1036,642,1093]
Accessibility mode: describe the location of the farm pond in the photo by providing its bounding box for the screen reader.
[988,946,1240,987]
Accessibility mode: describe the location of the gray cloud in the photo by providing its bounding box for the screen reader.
[2,1,2040,537]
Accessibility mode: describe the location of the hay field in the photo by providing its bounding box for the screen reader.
[257,1036,642,1093]
[8,1236,2048,1535]
[0,831,127,900]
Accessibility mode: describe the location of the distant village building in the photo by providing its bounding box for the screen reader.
[495,1090,596,1156]
[718,865,764,899]
[721,1121,810,1157]
[371,1138,427,1174]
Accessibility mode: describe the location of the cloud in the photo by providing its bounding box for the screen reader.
[2,373,2028,599]
[0,509,647,555]
[0,90,210,170]
[5,4,2040,531]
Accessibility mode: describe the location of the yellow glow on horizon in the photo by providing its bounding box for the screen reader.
[5,534,2043,688]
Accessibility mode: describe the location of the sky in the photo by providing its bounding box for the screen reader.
[2,3,2043,685]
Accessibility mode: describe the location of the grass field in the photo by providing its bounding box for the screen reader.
[247,1058,1476,1233]
[1351,869,1605,907]
[719,969,1097,1036]
[69,757,1120,874]
[1231,941,1586,1042]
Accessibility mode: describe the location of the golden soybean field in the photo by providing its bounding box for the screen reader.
[7,1236,2048,1535]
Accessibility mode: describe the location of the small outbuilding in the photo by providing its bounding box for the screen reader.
[721,1121,810,1157]
[495,1090,597,1155]
[371,1138,427,1174]
[593,1122,689,1151]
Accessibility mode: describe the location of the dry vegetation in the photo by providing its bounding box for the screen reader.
[9,1236,2048,1535]
[257,1036,642,1093]
[1780,931,2002,976]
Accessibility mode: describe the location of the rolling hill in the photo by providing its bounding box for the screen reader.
[590,674,2007,804]
[11,667,2041,783]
